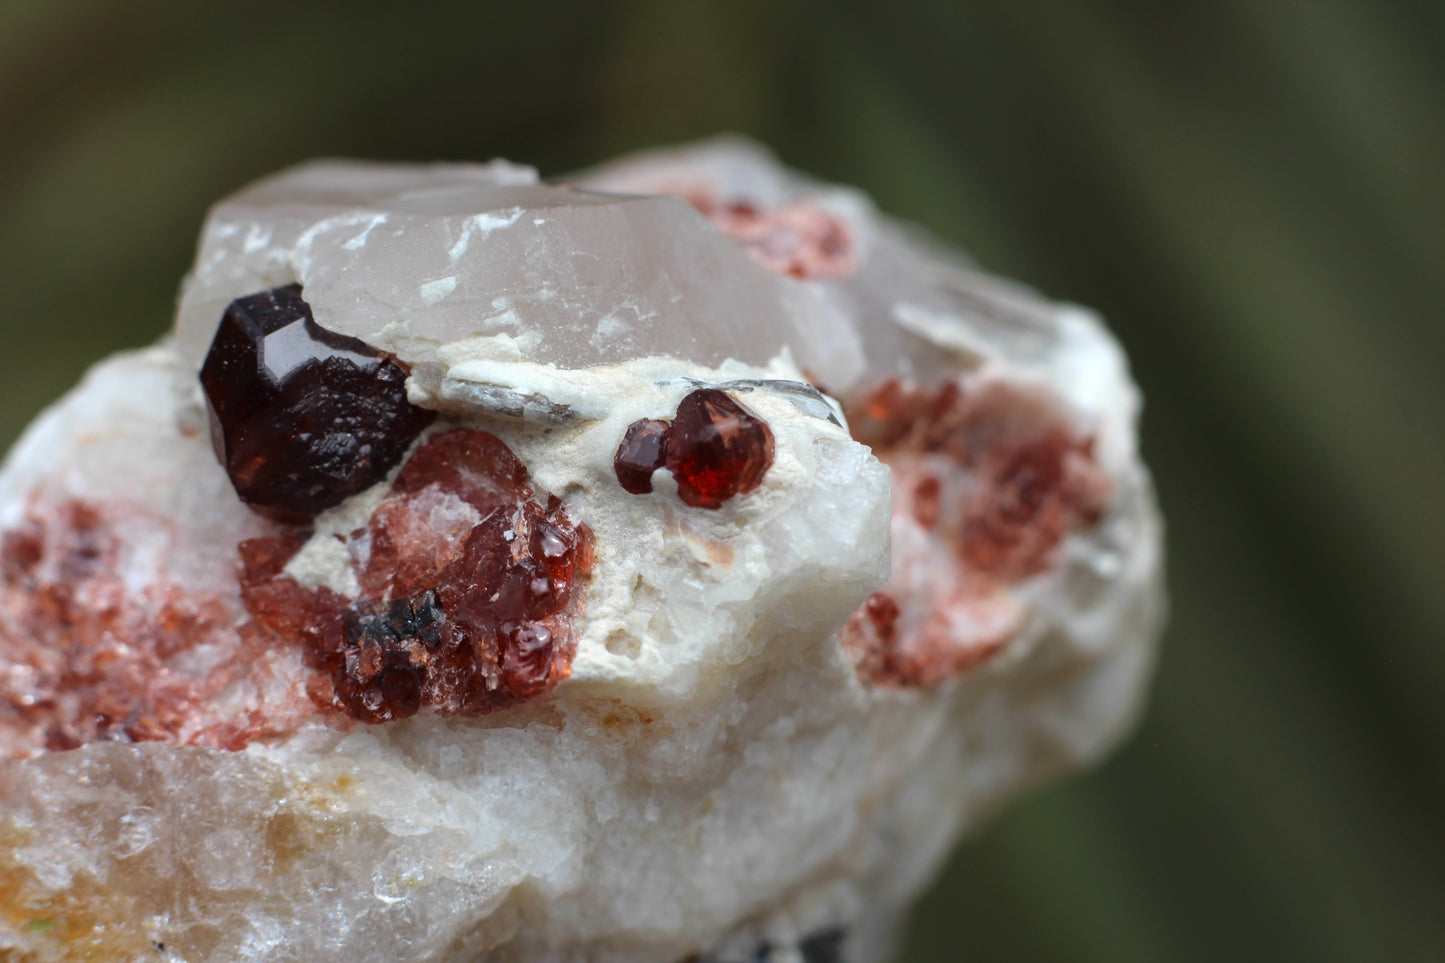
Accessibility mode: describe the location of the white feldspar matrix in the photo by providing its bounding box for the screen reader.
[0,139,1164,963]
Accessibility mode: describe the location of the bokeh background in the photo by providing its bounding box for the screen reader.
[2,1,1442,960]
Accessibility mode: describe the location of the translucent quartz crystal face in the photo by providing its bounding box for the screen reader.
[579,141,1079,395]
[175,160,849,384]
[176,151,1068,399]
[0,141,1164,963]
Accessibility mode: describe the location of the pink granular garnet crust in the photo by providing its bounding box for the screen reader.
[0,500,314,758]
[680,187,857,281]
[839,377,1112,688]
[0,428,593,757]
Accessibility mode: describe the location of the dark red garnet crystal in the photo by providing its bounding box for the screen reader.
[614,388,775,508]
[668,389,775,507]
[613,418,671,494]
[200,284,436,521]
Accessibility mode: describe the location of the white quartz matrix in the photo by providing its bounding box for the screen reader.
[0,140,1164,963]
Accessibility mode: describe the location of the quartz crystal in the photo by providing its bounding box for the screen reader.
[0,139,1164,963]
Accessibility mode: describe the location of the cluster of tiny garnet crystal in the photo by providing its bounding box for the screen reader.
[838,376,1112,687]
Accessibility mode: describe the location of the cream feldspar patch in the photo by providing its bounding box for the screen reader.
[0,140,1163,962]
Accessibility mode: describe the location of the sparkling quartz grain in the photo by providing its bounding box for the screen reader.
[200,284,436,521]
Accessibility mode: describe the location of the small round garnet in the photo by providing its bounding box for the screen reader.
[200,284,436,521]
[613,418,671,494]
[664,389,775,508]
[614,390,775,508]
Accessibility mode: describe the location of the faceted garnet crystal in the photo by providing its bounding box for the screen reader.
[200,284,436,521]
[667,389,775,508]
[613,418,671,494]
[615,388,775,508]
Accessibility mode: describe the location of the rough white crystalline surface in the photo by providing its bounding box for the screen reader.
[0,140,1164,963]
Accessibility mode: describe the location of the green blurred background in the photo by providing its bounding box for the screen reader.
[1,1,1441,960]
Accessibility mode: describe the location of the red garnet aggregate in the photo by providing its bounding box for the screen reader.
[846,377,1110,584]
[681,188,858,280]
[239,428,594,724]
[614,389,775,509]
[835,376,1113,690]
[200,284,436,521]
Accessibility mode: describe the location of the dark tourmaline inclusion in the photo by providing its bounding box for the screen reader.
[200,284,436,521]
[686,925,848,963]
[614,388,774,508]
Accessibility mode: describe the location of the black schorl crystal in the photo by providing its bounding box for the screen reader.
[686,926,846,963]
[798,928,846,963]
[200,284,435,521]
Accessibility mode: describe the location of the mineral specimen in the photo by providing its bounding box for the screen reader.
[0,140,1164,963]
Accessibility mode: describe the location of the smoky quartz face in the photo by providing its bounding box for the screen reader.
[199,284,436,521]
